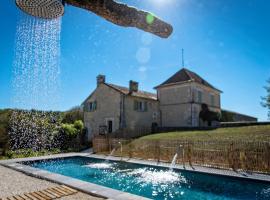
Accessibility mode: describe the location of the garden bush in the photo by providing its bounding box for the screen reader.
[55,120,85,150]
[0,109,11,155]
[9,110,62,150]
[62,106,83,124]
[0,109,87,157]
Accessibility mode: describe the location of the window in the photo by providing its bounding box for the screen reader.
[152,112,158,120]
[197,90,202,103]
[86,101,97,112]
[134,100,148,112]
[210,94,215,106]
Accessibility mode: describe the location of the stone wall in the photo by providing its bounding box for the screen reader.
[157,82,221,127]
[221,110,258,122]
[124,96,159,135]
[84,84,121,140]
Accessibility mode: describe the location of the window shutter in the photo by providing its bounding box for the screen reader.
[211,95,215,106]
[87,103,90,112]
[90,102,93,111]
[198,91,202,103]
[144,102,148,112]
[134,100,138,111]
[94,101,97,110]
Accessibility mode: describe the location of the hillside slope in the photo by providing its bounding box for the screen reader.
[137,125,270,142]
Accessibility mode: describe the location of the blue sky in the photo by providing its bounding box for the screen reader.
[0,0,269,121]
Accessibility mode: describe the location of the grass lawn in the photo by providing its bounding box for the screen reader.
[138,125,270,143]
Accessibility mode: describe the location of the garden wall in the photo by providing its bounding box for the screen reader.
[93,136,270,173]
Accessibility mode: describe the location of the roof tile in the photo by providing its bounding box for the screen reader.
[106,83,157,100]
[155,68,221,92]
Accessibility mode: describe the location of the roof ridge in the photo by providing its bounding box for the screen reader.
[155,67,222,92]
[182,68,194,81]
[107,82,156,95]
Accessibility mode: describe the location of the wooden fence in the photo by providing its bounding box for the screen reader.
[93,136,270,173]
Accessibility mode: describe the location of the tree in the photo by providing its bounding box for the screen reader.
[62,106,83,124]
[261,79,270,118]
[199,104,221,126]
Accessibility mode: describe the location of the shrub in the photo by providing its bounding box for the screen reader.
[8,110,62,150]
[61,123,78,137]
[1,109,86,154]
[62,107,83,124]
[54,120,85,150]
[3,148,62,159]
[74,120,84,130]
[199,104,221,126]
[0,109,11,154]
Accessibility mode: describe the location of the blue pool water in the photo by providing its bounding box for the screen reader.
[22,156,270,200]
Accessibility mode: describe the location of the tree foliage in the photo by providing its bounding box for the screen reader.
[60,120,83,138]
[0,108,86,154]
[8,110,62,150]
[261,79,270,118]
[62,106,83,124]
[199,104,221,126]
[0,109,12,151]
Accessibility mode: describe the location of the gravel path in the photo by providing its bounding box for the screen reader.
[0,165,103,200]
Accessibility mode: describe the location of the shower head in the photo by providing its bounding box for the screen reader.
[16,0,64,19]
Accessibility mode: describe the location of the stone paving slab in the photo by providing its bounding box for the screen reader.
[0,153,150,200]
[0,165,102,200]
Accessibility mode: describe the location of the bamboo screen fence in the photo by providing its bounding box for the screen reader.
[93,137,270,173]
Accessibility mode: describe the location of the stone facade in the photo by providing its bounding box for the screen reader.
[83,68,222,140]
[83,78,159,140]
[84,83,122,141]
[123,96,159,135]
[157,82,221,127]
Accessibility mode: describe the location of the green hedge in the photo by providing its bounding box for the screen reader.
[0,108,87,157]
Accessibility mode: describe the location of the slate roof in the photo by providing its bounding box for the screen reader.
[106,83,157,100]
[155,68,222,92]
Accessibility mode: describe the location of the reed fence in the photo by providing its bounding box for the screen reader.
[93,136,270,173]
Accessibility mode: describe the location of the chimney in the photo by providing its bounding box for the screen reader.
[129,80,139,93]
[97,75,105,87]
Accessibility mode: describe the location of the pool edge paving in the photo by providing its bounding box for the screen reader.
[0,152,269,200]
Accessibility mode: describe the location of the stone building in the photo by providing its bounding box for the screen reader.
[221,109,258,122]
[155,68,222,127]
[83,75,159,140]
[82,68,223,140]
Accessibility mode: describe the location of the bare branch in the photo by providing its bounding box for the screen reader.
[65,0,173,38]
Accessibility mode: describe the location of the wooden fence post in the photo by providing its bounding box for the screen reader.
[154,140,160,163]
[228,142,234,170]
[128,141,133,158]
[187,142,193,167]
[266,142,270,173]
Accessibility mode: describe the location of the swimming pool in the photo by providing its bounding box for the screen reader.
[22,156,270,200]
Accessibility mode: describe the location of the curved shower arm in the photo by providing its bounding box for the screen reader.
[64,0,173,38]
